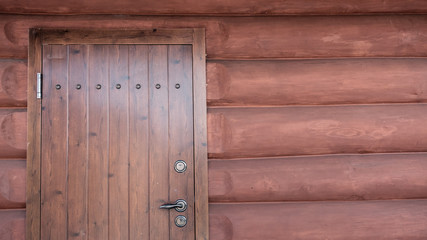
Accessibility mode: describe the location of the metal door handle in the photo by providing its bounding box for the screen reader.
[159,199,187,212]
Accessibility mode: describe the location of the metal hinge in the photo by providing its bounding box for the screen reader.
[36,73,42,99]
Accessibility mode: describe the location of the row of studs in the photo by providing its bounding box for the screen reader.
[55,83,181,90]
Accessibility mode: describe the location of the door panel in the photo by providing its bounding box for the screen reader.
[108,45,130,239]
[41,45,68,240]
[41,44,194,239]
[87,44,109,240]
[148,45,170,239]
[129,45,150,239]
[68,44,89,240]
[168,45,194,239]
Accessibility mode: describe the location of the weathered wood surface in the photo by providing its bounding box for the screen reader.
[3,15,427,59]
[4,152,427,209]
[0,109,26,158]
[209,153,427,202]
[26,28,41,240]
[210,200,427,240]
[0,160,25,209]
[0,209,25,240]
[1,0,427,15]
[168,45,195,239]
[41,29,194,45]
[41,45,68,239]
[0,61,26,107]
[193,29,210,240]
[9,58,427,107]
[67,45,88,239]
[208,104,427,158]
[207,59,427,106]
[5,104,427,159]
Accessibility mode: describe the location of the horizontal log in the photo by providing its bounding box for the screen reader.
[0,209,25,240]
[210,200,427,240]
[4,152,426,208]
[3,15,427,59]
[0,109,26,158]
[207,59,427,106]
[0,160,25,209]
[0,61,26,107]
[1,0,427,15]
[209,153,427,202]
[8,59,427,107]
[7,58,427,107]
[208,104,427,158]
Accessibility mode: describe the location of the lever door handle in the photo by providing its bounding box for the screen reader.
[159,199,187,212]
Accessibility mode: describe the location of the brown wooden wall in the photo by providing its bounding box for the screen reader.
[1,11,427,239]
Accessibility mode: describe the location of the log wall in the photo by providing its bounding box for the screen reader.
[0,12,427,239]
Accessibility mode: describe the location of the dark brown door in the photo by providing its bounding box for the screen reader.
[40,44,194,239]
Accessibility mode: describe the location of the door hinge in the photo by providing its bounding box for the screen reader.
[36,73,42,99]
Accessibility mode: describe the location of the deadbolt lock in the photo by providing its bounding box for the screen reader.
[175,215,187,228]
[174,160,187,173]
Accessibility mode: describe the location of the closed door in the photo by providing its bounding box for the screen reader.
[40,44,194,239]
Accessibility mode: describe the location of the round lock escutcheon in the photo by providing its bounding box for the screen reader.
[174,160,187,173]
[175,215,187,228]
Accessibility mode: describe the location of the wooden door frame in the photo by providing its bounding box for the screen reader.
[27,28,209,240]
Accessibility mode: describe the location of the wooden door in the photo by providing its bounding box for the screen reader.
[40,43,195,239]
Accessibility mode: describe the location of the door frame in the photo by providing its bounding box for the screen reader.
[27,28,209,240]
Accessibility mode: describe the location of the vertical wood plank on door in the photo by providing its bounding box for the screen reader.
[168,45,195,239]
[129,45,150,239]
[108,45,129,240]
[41,45,68,240]
[67,45,88,239]
[88,45,109,240]
[149,45,169,240]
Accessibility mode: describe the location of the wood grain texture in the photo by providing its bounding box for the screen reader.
[128,45,149,240]
[0,109,26,159]
[0,60,26,107]
[168,45,195,239]
[208,104,427,158]
[193,28,209,240]
[209,200,427,240]
[40,45,68,240]
[0,160,25,209]
[67,45,88,239]
[26,28,41,240]
[87,45,109,240]
[1,0,427,15]
[0,209,25,240]
[41,29,193,45]
[207,59,427,106]
[7,151,427,209]
[148,45,169,239]
[108,45,129,240]
[209,153,427,202]
[4,15,427,59]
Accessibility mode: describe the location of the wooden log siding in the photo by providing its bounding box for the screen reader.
[3,153,427,209]
[2,0,427,15]
[0,109,26,158]
[0,209,25,240]
[207,59,427,106]
[0,160,26,209]
[3,15,427,59]
[0,61,26,107]
[209,153,427,202]
[210,200,427,240]
[1,13,427,240]
[208,104,427,159]
[5,58,427,107]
